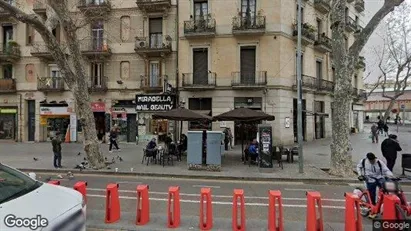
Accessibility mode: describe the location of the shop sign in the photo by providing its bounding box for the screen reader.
[91,102,105,112]
[40,107,69,115]
[135,95,176,111]
[0,109,17,114]
[111,107,136,114]
[40,117,47,125]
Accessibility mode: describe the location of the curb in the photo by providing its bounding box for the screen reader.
[17,167,368,185]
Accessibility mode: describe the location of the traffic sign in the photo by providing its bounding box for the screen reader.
[401,104,405,109]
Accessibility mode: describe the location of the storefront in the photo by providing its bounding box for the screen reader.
[135,94,176,143]
[111,106,137,143]
[91,102,106,141]
[0,107,17,140]
[40,106,73,142]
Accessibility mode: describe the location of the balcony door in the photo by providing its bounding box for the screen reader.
[50,66,61,88]
[241,0,256,25]
[149,18,163,48]
[149,61,160,87]
[2,25,13,50]
[193,48,208,85]
[92,63,104,86]
[316,60,322,87]
[92,21,104,50]
[194,1,208,20]
[3,64,12,79]
[240,46,256,84]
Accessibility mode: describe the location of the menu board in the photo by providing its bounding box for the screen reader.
[258,124,273,168]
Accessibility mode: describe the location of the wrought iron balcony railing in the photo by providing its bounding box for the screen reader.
[293,23,316,44]
[182,72,216,87]
[231,71,267,87]
[314,35,332,52]
[37,77,65,91]
[80,39,111,56]
[78,0,111,11]
[136,0,171,12]
[0,79,16,92]
[314,0,331,14]
[318,79,334,92]
[232,15,266,33]
[0,42,20,60]
[89,76,108,92]
[345,17,358,32]
[184,17,216,36]
[140,75,167,91]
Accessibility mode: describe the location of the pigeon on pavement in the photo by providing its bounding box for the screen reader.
[33,157,38,161]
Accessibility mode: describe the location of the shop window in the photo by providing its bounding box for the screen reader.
[149,119,168,135]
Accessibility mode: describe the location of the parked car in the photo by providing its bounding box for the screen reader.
[0,163,86,231]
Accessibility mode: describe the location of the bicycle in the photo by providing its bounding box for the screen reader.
[355,177,411,219]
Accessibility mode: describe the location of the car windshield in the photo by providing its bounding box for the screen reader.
[0,164,42,204]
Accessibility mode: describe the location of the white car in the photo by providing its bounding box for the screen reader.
[0,163,86,231]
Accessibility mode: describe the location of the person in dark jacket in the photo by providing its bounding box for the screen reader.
[377,117,384,135]
[51,131,62,168]
[109,127,120,153]
[381,134,402,171]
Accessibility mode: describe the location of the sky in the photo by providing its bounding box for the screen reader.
[362,0,411,83]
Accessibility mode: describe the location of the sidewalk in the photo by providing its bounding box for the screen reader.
[1,124,410,182]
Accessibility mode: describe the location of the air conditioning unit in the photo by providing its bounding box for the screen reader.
[136,40,147,48]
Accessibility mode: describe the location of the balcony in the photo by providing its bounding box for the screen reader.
[136,0,171,13]
[80,39,112,59]
[231,71,267,89]
[293,23,316,45]
[33,0,47,16]
[77,0,111,17]
[135,35,172,57]
[184,17,216,38]
[314,34,332,53]
[355,0,364,13]
[293,75,317,91]
[0,79,16,93]
[0,42,20,62]
[356,56,366,69]
[345,17,358,33]
[317,79,334,93]
[37,77,65,92]
[182,72,216,90]
[232,15,266,35]
[314,0,331,14]
[140,75,167,92]
[0,5,16,21]
[30,42,53,60]
[89,76,108,92]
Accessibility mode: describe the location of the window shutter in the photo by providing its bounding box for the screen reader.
[193,49,208,85]
[149,18,163,33]
[240,47,256,84]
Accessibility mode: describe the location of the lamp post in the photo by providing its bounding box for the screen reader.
[296,0,304,173]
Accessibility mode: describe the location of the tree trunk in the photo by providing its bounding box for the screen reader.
[383,100,396,121]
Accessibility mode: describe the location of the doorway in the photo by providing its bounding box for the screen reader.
[314,101,325,139]
[94,112,105,141]
[27,100,35,141]
[149,61,160,87]
[193,48,208,85]
[127,114,137,142]
[293,98,306,142]
[240,46,256,84]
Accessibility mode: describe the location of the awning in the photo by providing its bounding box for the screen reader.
[192,110,211,115]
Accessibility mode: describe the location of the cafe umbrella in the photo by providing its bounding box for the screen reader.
[213,107,275,161]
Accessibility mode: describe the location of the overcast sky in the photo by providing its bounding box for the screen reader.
[362,0,411,83]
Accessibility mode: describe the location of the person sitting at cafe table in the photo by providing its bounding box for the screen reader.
[146,138,158,159]
[247,139,259,164]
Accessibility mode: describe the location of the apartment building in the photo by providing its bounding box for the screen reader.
[0,0,177,142]
[178,0,366,145]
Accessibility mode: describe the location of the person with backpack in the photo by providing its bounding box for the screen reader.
[381,134,402,171]
[357,153,393,218]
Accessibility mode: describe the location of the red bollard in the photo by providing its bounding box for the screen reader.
[136,185,150,225]
[167,186,181,228]
[344,193,362,231]
[306,191,324,231]
[73,181,87,203]
[105,183,120,223]
[268,190,284,231]
[199,188,213,230]
[232,189,245,231]
[48,180,60,185]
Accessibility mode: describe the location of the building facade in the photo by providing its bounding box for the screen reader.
[0,0,177,142]
[177,0,366,145]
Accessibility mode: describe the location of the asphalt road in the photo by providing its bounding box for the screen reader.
[30,172,406,230]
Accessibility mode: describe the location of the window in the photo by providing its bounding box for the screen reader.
[316,19,322,38]
[345,37,349,51]
[91,63,104,86]
[2,25,13,45]
[89,0,105,5]
[26,25,34,45]
[353,75,358,88]
[91,21,104,49]
[52,26,61,43]
[49,66,61,88]
[194,0,208,20]
[193,48,208,85]
[331,67,335,81]
[149,18,163,48]
[149,61,160,87]
[316,60,322,80]
[345,7,349,21]
[355,16,359,25]
[3,65,12,79]
[240,46,256,84]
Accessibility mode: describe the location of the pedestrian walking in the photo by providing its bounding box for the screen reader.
[377,117,384,135]
[228,128,233,149]
[223,128,229,151]
[383,123,389,137]
[370,123,379,143]
[381,134,402,171]
[109,127,120,153]
[52,131,62,168]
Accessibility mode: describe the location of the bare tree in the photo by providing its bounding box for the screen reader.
[329,0,404,176]
[0,0,107,169]
[377,3,411,121]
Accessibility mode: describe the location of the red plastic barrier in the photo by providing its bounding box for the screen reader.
[268,190,284,231]
[73,181,87,203]
[306,191,324,231]
[167,186,181,228]
[383,194,401,220]
[48,180,60,185]
[136,185,150,226]
[344,193,362,231]
[199,188,213,230]
[232,189,245,231]
[105,183,120,223]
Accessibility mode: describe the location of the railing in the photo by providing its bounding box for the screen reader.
[346,17,358,31]
[184,17,216,35]
[293,23,316,41]
[136,0,171,4]
[0,43,20,57]
[318,79,334,92]
[315,35,332,49]
[314,0,331,6]
[140,75,167,89]
[30,42,49,54]
[89,76,108,91]
[182,72,217,87]
[232,15,266,31]
[231,71,267,86]
[135,35,172,50]
[0,79,16,92]
[78,0,111,8]
[314,0,331,12]
[298,75,317,89]
[80,39,111,53]
[38,77,65,91]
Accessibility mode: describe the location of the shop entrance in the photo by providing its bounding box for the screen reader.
[94,112,105,141]
[293,98,306,142]
[0,114,16,140]
[47,117,69,141]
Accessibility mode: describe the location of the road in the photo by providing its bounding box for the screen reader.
[32,173,404,230]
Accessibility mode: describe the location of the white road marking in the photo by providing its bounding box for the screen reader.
[192,185,221,189]
[284,188,313,191]
[87,194,345,209]
[86,188,345,202]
